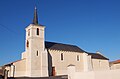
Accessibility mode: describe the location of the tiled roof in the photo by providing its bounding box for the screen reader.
[88,53,109,60]
[4,58,26,66]
[110,59,120,64]
[45,41,86,52]
[45,41,109,60]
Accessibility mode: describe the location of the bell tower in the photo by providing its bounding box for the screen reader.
[25,7,48,77]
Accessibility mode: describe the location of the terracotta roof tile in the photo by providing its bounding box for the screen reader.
[4,58,26,66]
[110,59,120,64]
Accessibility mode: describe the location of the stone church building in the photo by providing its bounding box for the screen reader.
[0,7,110,77]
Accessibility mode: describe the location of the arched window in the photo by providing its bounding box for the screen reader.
[36,28,39,35]
[77,55,80,61]
[28,29,30,36]
[27,40,29,47]
[36,51,39,56]
[61,53,63,61]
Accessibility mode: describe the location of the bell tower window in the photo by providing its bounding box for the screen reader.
[37,28,39,35]
[28,29,30,36]
[27,40,29,47]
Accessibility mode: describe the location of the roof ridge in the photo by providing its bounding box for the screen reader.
[96,53,109,59]
[45,41,78,47]
[87,52,109,60]
[45,41,85,52]
[4,58,26,66]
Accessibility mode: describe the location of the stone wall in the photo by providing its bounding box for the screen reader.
[67,65,120,79]
[92,59,109,71]
[48,49,84,75]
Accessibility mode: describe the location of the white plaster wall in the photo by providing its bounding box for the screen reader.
[92,59,109,71]
[88,55,93,71]
[21,52,26,59]
[48,49,84,75]
[41,49,49,77]
[83,53,89,71]
[25,24,48,77]
[5,59,26,77]
[110,63,120,69]
[13,59,26,77]
[74,71,95,79]
[68,68,120,79]
[94,69,120,79]
[68,65,120,79]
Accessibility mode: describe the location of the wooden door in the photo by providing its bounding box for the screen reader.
[52,67,56,76]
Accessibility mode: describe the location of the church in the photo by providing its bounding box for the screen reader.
[0,7,110,78]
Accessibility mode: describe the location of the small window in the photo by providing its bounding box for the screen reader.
[37,51,39,56]
[61,53,63,61]
[77,55,80,61]
[36,28,39,35]
[27,40,29,47]
[28,29,30,36]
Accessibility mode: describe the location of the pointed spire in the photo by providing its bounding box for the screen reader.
[33,6,38,25]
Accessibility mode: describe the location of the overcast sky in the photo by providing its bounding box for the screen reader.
[0,0,120,65]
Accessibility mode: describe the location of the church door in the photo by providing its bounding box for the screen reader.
[52,67,56,76]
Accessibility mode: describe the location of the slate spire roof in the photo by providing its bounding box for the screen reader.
[33,6,38,25]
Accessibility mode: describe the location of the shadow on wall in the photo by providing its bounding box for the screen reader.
[8,75,68,79]
[47,50,52,76]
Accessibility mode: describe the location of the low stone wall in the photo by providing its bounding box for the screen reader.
[67,65,120,79]
[94,69,120,79]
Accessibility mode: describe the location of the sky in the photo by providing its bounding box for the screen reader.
[0,0,120,66]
